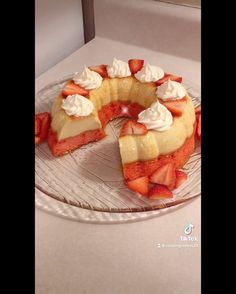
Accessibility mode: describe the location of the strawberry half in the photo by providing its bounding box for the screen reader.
[160,98,187,117]
[195,105,201,114]
[148,184,173,199]
[35,136,40,145]
[149,162,176,190]
[196,114,201,142]
[128,59,144,74]
[127,176,149,196]
[35,116,41,136]
[36,112,51,142]
[89,64,109,78]
[156,73,182,86]
[62,80,88,98]
[120,120,148,136]
[175,170,188,188]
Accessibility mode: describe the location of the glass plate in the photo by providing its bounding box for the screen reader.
[35,75,201,222]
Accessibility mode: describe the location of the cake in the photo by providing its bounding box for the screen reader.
[35,58,201,199]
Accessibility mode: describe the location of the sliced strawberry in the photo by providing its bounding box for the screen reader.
[35,136,40,145]
[35,116,41,136]
[36,112,51,142]
[156,73,182,86]
[148,184,173,199]
[149,162,176,190]
[128,59,144,74]
[62,80,88,97]
[37,112,48,120]
[127,176,149,196]
[89,64,108,78]
[195,105,201,114]
[196,114,201,142]
[175,170,188,188]
[120,120,148,137]
[160,98,187,116]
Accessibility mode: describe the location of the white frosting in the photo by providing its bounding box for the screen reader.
[107,58,131,78]
[135,63,164,83]
[137,101,173,132]
[157,79,186,100]
[61,94,94,117]
[73,67,102,90]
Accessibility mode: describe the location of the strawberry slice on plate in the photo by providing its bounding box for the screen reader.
[35,116,41,136]
[149,162,176,190]
[62,80,88,97]
[175,170,188,188]
[89,64,109,78]
[160,98,187,117]
[156,73,182,86]
[196,114,201,142]
[35,136,40,145]
[128,59,144,74]
[195,105,201,114]
[120,120,148,136]
[148,184,173,199]
[35,112,51,143]
[39,113,51,141]
[127,176,149,196]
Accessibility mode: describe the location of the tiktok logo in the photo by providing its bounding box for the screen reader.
[184,223,194,235]
[180,223,198,242]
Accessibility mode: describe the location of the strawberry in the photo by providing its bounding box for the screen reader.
[196,114,201,142]
[149,162,176,190]
[128,59,144,74]
[156,73,182,86]
[120,120,148,136]
[127,176,149,196]
[35,136,40,145]
[194,105,201,114]
[35,116,41,136]
[148,184,173,199]
[89,64,109,78]
[175,170,188,188]
[36,112,51,142]
[160,98,187,116]
[62,80,88,97]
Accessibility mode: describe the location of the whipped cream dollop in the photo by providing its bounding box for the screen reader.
[73,67,103,90]
[107,58,131,78]
[61,94,94,117]
[135,63,164,83]
[137,101,173,132]
[157,79,186,101]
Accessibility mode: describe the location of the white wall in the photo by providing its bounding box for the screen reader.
[35,0,84,77]
[94,0,200,62]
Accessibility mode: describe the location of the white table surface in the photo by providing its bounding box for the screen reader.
[36,36,201,294]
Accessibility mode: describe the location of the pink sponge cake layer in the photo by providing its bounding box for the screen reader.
[98,101,145,127]
[48,128,105,157]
